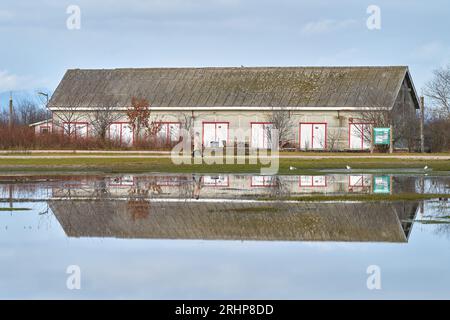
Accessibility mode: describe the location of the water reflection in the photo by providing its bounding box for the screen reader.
[47,200,418,242]
[16,173,433,200]
[1,173,448,243]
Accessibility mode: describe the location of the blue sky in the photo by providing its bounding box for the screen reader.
[1,0,449,105]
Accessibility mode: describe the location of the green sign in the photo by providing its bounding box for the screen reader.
[373,175,390,193]
[373,128,390,145]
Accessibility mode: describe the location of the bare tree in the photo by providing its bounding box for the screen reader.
[53,106,85,137]
[327,126,344,151]
[51,88,92,137]
[355,86,419,152]
[15,98,47,125]
[422,66,450,152]
[179,112,195,136]
[0,98,46,126]
[0,109,9,126]
[88,96,123,140]
[424,65,450,119]
[266,109,293,148]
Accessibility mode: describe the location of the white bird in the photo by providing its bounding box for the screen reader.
[424,166,428,170]
[346,165,351,170]
[289,166,297,171]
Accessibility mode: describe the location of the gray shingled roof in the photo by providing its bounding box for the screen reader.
[48,66,418,111]
[49,200,417,242]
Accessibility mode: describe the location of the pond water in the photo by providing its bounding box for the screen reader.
[0,173,449,299]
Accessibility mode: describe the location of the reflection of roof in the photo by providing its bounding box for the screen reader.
[49,66,419,111]
[49,200,418,243]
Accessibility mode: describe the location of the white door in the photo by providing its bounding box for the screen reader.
[203,123,228,147]
[300,124,313,149]
[203,175,229,186]
[157,123,168,141]
[350,123,371,150]
[251,123,273,149]
[168,123,181,142]
[251,176,275,187]
[312,124,326,149]
[300,175,326,187]
[75,124,88,138]
[203,123,216,148]
[216,123,228,147]
[300,123,326,149]
[121,124,133,146]
[109,123,121,141]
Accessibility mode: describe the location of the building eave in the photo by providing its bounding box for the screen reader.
[48,106,391,112]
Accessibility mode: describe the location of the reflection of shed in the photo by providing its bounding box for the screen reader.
[49,200,419,243]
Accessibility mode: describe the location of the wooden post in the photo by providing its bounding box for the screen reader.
[370,127,374,154]
[420,96,425,153]
[8,92,13,130]
[420,176,424,215]
[389,124,394,154]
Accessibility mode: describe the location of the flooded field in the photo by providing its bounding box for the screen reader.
[0,173,449,299]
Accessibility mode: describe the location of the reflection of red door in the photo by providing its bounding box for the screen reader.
[299,176,327,187]
[299,123,327,149]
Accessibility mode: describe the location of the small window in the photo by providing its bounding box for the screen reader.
[40,127,50,134]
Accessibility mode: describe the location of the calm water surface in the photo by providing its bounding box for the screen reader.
[0,173,449,299]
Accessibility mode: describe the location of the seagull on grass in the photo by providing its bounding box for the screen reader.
[289,166,297,171]
[346,165,351,170]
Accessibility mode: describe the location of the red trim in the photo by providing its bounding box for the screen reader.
[39,125,51,134]
[299,122,327,150]
[348,122,372,150]
[62,122,89,138]
[109,122,134,145]
[155,121,181,144]
[250,122,273,149]
[348,175,371,188]
[348,175,372,192]
[299,176,328,187]
[154,176,184,186]
[202,176,230,187]
[250,175,276,187]
[202,122,230,147]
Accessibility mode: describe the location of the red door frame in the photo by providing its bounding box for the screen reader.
[202,122,230,147]
[202,176,230,187]
[299,122,328,149]
[348,175,372,192]
[348,122,373,150]
[250,175,276,187]
[299,175,328,187]
[155,121,181,144]
[109,122,135,145]
[62,122,89,138]
[250,122,273,149]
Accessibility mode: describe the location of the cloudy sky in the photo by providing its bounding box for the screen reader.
[0,0,449,101]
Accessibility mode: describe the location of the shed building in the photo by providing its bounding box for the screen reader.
[48,66,421,151]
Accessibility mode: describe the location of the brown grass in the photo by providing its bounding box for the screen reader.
[0,125,176,150]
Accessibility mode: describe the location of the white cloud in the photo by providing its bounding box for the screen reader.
[0,70,48,92]
[301,18,357,35]
[0,70,19,91]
